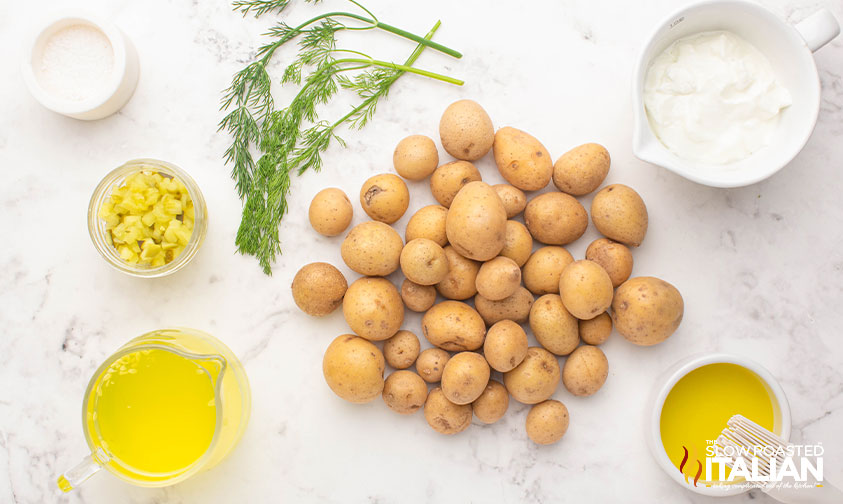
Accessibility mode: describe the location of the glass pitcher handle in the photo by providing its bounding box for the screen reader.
[56,448,108,492]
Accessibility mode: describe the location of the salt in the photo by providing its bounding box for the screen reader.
[34,24,115,102]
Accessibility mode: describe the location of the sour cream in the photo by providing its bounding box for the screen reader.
[644,31,792,165]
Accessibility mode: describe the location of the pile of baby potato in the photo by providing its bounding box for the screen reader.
[291,100,684,445]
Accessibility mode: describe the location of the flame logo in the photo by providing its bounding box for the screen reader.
[679,445,703,487]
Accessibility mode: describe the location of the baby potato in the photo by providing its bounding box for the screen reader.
[382,370,428,414]
[416,348,451,383]
[441,352,491,405]
[360,173,410,224]
[422,300,486,351]
[424,387,473,435]
[500,220,533,267]
[579,312,612,345]
[405,205,448,247]
[446,181,507,261]
[493,127,552,191]
[393,134,439,181]
[291,262,347,316]
[612,277,683,346]
[590,184,648,247]
[585,238,633,288]
[475,256,521,301]
[322,334,385,404]
[552,143,610,196]
[483,319,528,372]
[439,99,495,161]
[524,192,588,245]
[383,330,421,370]
[526,400,569,445]
[308,188,353,236]
[493,184,528,218]
[529,294,579,356]
[472,380,510,424]
[401,279,436,312]
[430,161,482,208]
[341,221,403,276]
[503,347,561,404]
[342,277,404,341]
[558,260,614,320]
[562,345,609,397]
[400,238,449,286]
[475,287,534,326]
[436,246,481,300]
[522,246,574,295]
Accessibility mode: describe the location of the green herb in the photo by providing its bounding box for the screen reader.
[220,0,463,274]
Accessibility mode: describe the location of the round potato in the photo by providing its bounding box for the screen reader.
[500,220,533,267]
[579,312,612,345]
[416,348,451,383]
[430,161,482,208]
[591,184,648,247]
[446,181,507,261]
[524,192,588,245]
[526,400,569,445]
[341,221,403,276]
[483,319,528,373]
[342,277,404,341]
[475,287,534,326]
[612,277,683,346]
[441,352,491,405]
[558,260,613,320]
[529,294,579,356]
[493,127,552,191]
[436,246,480,300]
[359,173,410,224]
[552,143,610,196]
[382,370,428,414]
[393,134,439,181]
[439,99,494,161]
[562,345,609,397]
[492,184,528,218]
[401,279,436,312]
[522,246,574,295]
[585,238,634,288]
[472,380,509,424]
[475,256,521,301]
[291,262,347,316]
[503,347,561,404]
[322,334,385,404]
[308,188,353,236]
[405,205,448,247]
[383,330,421,370]
[424,387,472,435]
[400,238,449,286]
[422,300,486,351]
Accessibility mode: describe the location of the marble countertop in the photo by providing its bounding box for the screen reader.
[1,0,842,502]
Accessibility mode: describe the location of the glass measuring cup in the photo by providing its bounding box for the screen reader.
[57,328,251,491]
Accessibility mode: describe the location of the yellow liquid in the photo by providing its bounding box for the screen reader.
[660,363,775,483]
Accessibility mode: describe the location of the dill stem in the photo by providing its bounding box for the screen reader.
[334,58,464,85]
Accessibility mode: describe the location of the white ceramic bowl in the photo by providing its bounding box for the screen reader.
[646,353,791,497]
[632,0,839,187]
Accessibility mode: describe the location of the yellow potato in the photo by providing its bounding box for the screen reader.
[441,352,491,405]
[436,246,480,300]
[521,246,574,295]
[342,277,404,341]
[422,300,486,351]
[400,238,449,286]
[308,188,353,236]
[493,127,552,191]
[483,319,528,372]
[424,387,472,435]
[579,312,612,345]
[590,184,648,247]
[558,260,613,320]
[475,256,521,301]
[405,204,448,247]
[430,160,482,208]
[439,99,494,161]
[552,143,610,196]
[492,184,527,218]
[585,238,633,288]
[472,380,510,424]
[526,400,569,445]
[445,181,507,261]
[562,345,608,397]
[383,330,421,370]
[341,221,403,276]
[499,220,533,267]
[382,370,428,414]
[416,348,451,383]
[524,192,588,245]
[322,334,385,404]
[393,134,439,181]
[612,277,683,346]
[475,287,534,326]
[291,262,347,316]
[400,279,436,312]
[503,347,560,404]
[359,173,410,224]
[529,294,579,356]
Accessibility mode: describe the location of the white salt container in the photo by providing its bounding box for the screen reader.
[22,11,139,120]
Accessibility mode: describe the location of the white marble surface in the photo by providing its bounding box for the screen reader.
[1,0,842,502]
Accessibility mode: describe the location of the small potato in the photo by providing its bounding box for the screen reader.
[441,352,491,405]
[291,262,347,316]
[424,387,472,435]
[422,300,486,351]
[341,221,403,276]
[579,312,612,345]
[342,277,404,341]
[308,188,353,236]
[405,205,448,247]
[475,287,534,326]
[558,260,613,320]
[439,99,494,161]
[430,160,482,208]
[503,347,561,404]
[526,400,569,445]
[416,348,451,383]
[522,246,574,295]
[562,345,609,397]
[383,330,421,370]
[393,135,439,181]
[322,334,385,404]
[493,127,552,191]
[382,370,428,414]
[500,220,533,267]
[436,246,480,300]
[446,181,507,261]
[493,184,527,218]
[552,143,610,196]
[475,256,521,301]
[400,238,449,286]
[401,279,436,312]
[585,238,633,288]
[591,184,648,247]
[529,294,579,356]
[483,320,528,372]
[472,380,509,424]
[359,173,410,224]
[524,192,588,245]
[612,277,683,346]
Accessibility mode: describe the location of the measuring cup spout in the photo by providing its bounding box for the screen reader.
[56,448,108,492]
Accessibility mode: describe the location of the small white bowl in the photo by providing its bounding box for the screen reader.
[21,10,139,120]
[646,353,791,497]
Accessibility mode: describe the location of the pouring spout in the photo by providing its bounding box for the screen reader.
[56,448,108,492]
